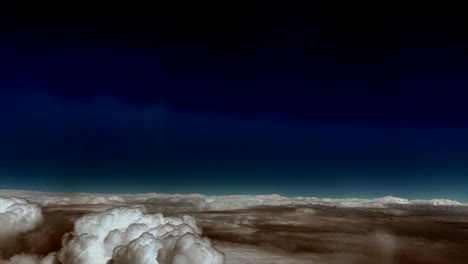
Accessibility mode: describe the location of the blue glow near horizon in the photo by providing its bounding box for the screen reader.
[1,91,468,201]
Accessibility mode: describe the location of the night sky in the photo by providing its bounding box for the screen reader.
[1,4,468,200]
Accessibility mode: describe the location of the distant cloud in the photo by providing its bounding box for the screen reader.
[2,190,464,210]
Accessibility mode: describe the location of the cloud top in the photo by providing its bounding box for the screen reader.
[58,206,224,264]
[0,197,43,235]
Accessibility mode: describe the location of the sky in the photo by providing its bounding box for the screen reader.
[1,4,468,200]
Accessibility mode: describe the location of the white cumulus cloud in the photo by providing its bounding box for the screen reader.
[0,253,57,264]
[58,206,224,264]
[0,197,43,236]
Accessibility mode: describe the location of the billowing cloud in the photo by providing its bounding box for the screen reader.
[0,197,44,260]
[1,196,224,263]
[58,206,224,264]
[0,253,57,264]
[0,197,43,236]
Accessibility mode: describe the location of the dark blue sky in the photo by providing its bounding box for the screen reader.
[1,4,468,200]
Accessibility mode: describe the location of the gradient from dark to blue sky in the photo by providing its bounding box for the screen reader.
[1,4,468,200]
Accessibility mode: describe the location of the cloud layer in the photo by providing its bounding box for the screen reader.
[3,190,462,210]
[1,191,467,264]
